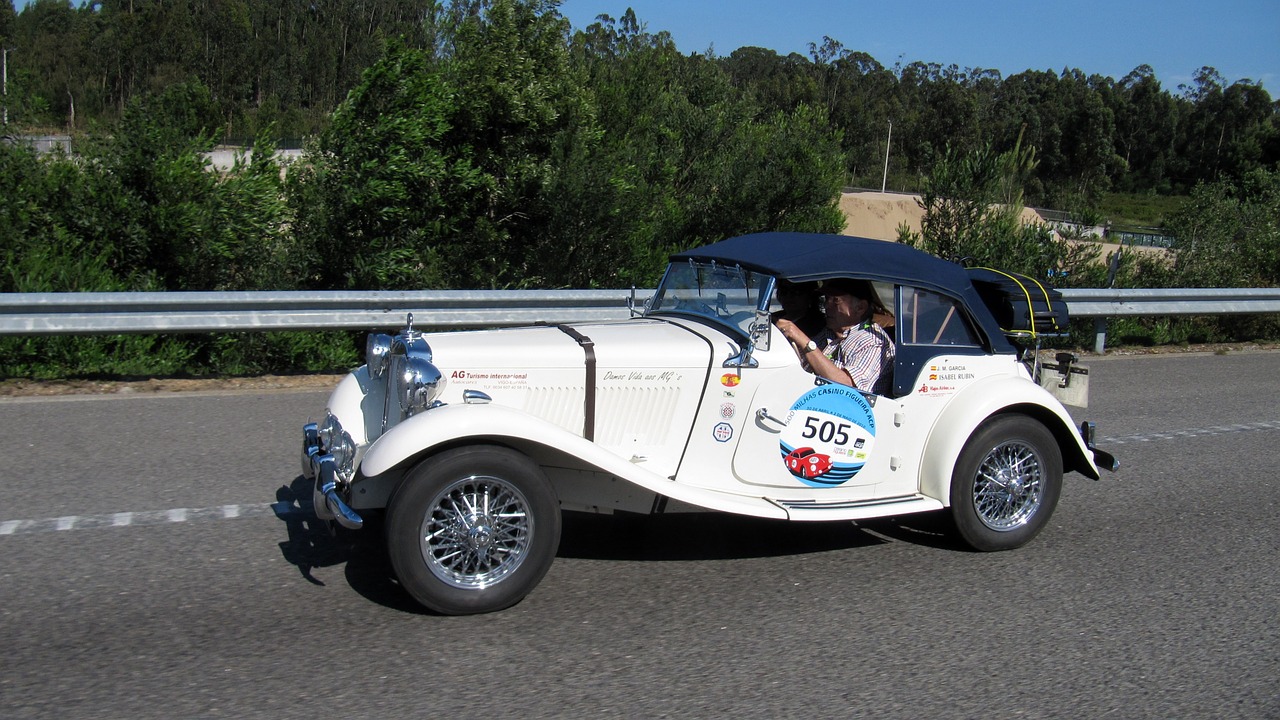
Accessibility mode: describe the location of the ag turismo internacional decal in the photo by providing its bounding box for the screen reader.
[779,384,876,487]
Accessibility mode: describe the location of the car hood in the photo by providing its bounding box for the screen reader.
[423,318,716,439]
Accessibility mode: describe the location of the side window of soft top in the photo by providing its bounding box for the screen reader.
[898,287,982,347]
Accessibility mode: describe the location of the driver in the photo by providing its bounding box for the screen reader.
[775,278,895,395]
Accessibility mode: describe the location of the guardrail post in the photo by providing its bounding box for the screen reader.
[1093,318,1108,354]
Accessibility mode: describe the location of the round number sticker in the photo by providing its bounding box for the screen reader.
[778,385,876,487]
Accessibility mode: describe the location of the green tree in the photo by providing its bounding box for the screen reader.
[573,10,844,262]
[1112,65,1180,193]
[290,39,487,290]
[1163,168,1280,288]
[440,0,610,286]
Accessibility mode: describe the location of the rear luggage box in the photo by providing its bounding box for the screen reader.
[967,267,1070,337]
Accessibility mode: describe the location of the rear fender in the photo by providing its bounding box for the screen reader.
[918,376,1097,505]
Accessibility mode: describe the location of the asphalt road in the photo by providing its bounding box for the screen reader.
[1,351,1277,719]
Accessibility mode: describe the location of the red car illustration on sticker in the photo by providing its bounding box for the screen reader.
[784,447,834,479]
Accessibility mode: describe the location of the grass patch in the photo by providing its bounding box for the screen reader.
[1099,192,1187,229]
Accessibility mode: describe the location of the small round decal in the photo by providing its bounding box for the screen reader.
[778,385,876,487]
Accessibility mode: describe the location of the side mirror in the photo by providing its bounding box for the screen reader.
[749,307,772,352]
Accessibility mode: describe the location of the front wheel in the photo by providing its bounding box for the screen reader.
[949,415,1062,552]
[387,445,561,614]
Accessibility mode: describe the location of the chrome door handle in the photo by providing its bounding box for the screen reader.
[755,408,788,431]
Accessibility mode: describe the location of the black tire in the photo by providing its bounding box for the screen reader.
[949,415,1063,552]
[386,445,561,615]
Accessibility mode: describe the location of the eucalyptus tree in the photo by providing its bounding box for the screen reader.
[1112,65,1180,193]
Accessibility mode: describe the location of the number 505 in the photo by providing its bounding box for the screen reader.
[802,417,850,445]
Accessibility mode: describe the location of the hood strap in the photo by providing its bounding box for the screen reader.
[556,325,597,441]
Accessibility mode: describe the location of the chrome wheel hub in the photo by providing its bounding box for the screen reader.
[420,475,533,589]
[973,440,1043,531]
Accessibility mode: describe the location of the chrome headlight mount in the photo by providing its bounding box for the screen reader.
[374,313,447,431]
[366,333,393,378]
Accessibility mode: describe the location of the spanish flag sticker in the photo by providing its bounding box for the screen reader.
[720,373,741,387]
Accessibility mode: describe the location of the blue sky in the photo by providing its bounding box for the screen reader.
[559,0,1280,91]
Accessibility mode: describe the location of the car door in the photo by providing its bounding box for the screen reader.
[730,358,905,498]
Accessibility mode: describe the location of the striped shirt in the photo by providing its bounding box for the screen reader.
[806,322,895,395]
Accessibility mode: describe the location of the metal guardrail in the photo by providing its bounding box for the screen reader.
[1,288,1278,352]
[0,289,639,335]
[1063,288,1280,352]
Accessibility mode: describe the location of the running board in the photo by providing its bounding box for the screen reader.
[768,494,944,522]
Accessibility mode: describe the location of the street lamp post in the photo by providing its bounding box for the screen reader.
[1,46,14,128]
[2,47,9,127]
[880,120,892,193]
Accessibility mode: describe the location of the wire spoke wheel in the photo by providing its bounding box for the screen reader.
[421,475,533,589]
[972,440,1044,531]
[950,416,1062,552]
[388,445,560,615]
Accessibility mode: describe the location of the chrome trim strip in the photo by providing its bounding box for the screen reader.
[771,494,922,511]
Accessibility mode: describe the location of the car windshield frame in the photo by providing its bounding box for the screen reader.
[645,260,774,340]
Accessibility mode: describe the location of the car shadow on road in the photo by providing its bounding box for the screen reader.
[273,477,970,614]
[852,512,971,552]
[557,511,892,561]
[272,476,429,615]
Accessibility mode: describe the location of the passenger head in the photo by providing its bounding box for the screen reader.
[775,280,819,314]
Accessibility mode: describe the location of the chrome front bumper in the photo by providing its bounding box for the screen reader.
[301,423,364,530]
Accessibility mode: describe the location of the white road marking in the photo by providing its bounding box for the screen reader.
[0,503,297,537]
[1104,420,1280,445]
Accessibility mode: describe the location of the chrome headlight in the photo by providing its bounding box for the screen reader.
[366,333,393,378]
[399,356,444,417]
[320,412,356,482]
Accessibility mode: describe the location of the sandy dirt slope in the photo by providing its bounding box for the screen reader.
[840,191,1047,241]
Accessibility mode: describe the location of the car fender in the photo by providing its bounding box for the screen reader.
[325,368,379,446]
[358,402,789,519]
[917,375,1098,505]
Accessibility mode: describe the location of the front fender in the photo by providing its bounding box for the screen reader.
[360,402,636,477]
[356,403,788,519]
[917,376,1098,505]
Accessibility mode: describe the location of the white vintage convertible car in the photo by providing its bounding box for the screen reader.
[302,233,1117,614]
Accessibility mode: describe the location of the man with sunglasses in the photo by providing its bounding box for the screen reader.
[775,278,895,396]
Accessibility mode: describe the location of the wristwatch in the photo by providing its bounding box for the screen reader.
[804,339,818,353]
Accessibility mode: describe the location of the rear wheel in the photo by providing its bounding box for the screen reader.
[387,445,560,614]
[950,415,1062,551]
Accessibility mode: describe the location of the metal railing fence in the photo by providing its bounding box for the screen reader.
[2,287,1278,353]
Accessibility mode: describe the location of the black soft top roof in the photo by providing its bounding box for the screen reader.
[672,233,969,294]
[671,232,1013,352]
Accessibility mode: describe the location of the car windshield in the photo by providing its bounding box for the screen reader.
[645,260,772,339]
